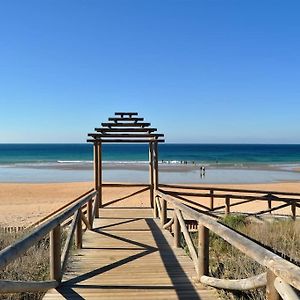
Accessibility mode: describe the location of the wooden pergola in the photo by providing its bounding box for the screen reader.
[87,112,165,214]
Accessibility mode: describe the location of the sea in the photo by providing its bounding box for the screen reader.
[1,144,300,184]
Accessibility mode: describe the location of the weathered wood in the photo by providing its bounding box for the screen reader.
[173,211,181,248]
[175,209,199,274]
[89,133,164,138]
[101,122,151,127]
[81,211,91,230]
[88,138,165,143]
[0,190,96,272]
[274,277,300,300]
[0,280,58,293]
[94,142,99,218]
[114,112,138,116]
[163,216,174,230]
[108,117,144,122]
[61,211,80,274]
[149,142,154,210]
[98,142,102,208]
[201,273,267,291]
[291,201,296,221]
[102,183,150,187]
[161,199,167,226]
[159,183,300,197]
[198,224,209,278]
[210,189,214,210]
[268,199,272,215]
[95,128,158,133]
[225,196,230,215]
[76,209,82,249]
[50,225,61,281]
[43,208,217,300]
[29,189,94,228]
[87,198,93,228]
[267,270,281,300]
[156,191,300,291]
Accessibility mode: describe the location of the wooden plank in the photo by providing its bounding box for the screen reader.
[87,139,165,143]
[43,208,217,300]
[114,112,138,116]
[88,133,164,138]
[101,122,151,127]
[95,128,157,133]
[108,117,144,122]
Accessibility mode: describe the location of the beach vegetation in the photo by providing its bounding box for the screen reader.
[0,227,72,300]
[181,216,300,299]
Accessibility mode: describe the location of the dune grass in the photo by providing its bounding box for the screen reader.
[0,229,50,300]
[183,215,300,299]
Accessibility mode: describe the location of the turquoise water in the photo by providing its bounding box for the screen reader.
[1,144,300,183]
[1,144,300,165]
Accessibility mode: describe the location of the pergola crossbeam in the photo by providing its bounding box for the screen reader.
[88,112,164,211]
[95,128,157,133]
[101,122,151,128]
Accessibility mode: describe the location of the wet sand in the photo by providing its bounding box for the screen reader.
[0,181,299,227]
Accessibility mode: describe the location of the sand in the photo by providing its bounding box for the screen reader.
[0,181,299,227]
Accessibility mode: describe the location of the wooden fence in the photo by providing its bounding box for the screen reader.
[155,190,300,300]
[0,189,97,294]
[159,184,300,220]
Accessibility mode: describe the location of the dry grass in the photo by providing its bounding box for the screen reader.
[0,228,50,300]
[206,216,299,299]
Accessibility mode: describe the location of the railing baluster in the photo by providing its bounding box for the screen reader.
[210,189,214,211]
[161,198,167,226]
[225,196,230,215]
[76,209,83,249]
[50,224,61,281]
[173,210,180,248]
[88,198,93,228]
[291,201,296,221]
[266,270,281,300]
[198,223,209,280]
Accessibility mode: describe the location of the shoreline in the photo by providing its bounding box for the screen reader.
[1,162,300,184]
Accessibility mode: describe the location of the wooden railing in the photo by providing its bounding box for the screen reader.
[159,184,300,220]
[0,189,97,294]
[155,190,300,300]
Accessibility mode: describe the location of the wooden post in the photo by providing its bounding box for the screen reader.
[268,194,272,214]
[225,196,230,215]
[94,142,99,218]
[76,209,82,249]
[266,270,281,300]
[153,141,159,218]
[149,142,154,209]
[88,198,93,228]
[198,223,209,279]
[50,224,61,281]
[173,211,181,248]
[161,199,167,226]
[291,201,296,221]
[210,189,214,211]
[98,142,102,208]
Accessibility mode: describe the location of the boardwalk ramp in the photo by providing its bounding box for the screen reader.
[43,208,216,299]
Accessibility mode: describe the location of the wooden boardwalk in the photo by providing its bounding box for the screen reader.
[43,208,217,299]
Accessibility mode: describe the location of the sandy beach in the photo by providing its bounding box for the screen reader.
[0,181,299,227]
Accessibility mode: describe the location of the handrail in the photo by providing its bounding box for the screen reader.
[29,188,95,228]
[156,190,300,297]
[0,189,97,294]
[159,184,299,219]
[0,190,97,271]
[159,183,300,197]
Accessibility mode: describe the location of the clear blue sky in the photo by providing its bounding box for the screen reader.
[0,1,299,143]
